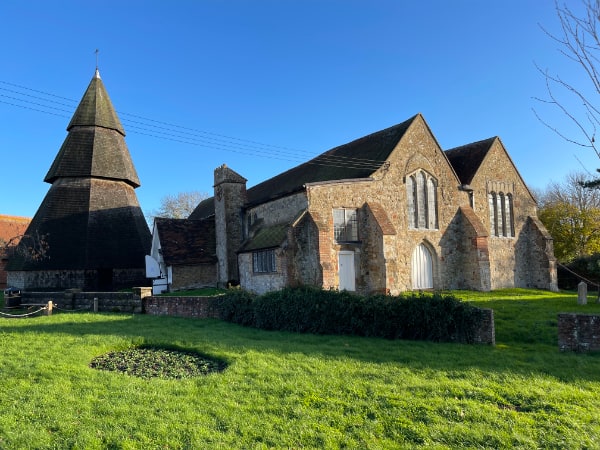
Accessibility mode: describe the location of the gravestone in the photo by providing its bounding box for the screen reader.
[578,281,588,305]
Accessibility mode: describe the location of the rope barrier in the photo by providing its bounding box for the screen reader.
[0,306,47,318]
[557,261,600,288]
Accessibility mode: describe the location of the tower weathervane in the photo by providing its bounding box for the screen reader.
[95,49,99,70]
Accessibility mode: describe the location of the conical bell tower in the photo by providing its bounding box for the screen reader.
[7,70,151,290]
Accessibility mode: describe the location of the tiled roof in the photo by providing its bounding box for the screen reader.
[245,116,416,207]
[444,137,496,186]
[188,197,215,220]
[0,215,31,244]
[189,115,418,218]
[156,217,217,265]
[367,203,396,235]
[45,70,140,187]
[0,215,31,259]
[238,223,289,252]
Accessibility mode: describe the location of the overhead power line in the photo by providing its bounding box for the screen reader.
[0,79,389,171]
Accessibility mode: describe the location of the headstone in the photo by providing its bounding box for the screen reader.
[578,281,588,305]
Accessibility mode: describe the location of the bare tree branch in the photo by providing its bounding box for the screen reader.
[534,0,600,177]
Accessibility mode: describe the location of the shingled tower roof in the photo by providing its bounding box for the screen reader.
[44,69,140,187]
[7,71,151,287]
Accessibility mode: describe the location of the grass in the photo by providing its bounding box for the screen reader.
[0,289,599,448]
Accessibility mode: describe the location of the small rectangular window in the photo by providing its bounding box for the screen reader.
[253,249,276,273]
[333,208,358,241]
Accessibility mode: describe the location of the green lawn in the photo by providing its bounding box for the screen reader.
[1,289,600,449]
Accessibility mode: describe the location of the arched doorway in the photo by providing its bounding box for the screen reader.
[411,243,433,289]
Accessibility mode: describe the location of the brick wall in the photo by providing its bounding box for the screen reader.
[143,295,222,319]
[558,313,600,352]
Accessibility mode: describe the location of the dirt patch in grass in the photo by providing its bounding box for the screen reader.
[90,346,227,379]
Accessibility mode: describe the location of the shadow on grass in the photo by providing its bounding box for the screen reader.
[3,303,600,383]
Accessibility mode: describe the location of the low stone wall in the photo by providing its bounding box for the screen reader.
[143,296,222,319]
[20,287,151,314]
[558,313,600,352]
[473,308,495,345]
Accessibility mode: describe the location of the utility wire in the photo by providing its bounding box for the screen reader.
[0,79,390,170]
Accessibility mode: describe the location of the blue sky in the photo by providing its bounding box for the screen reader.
[1,0,596,218]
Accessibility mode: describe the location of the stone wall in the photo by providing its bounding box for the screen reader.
[7,268,148,291]
[171,264,217,291]
[19,287,151,313]
[473,308,495,345]
[558,313,600,352]
[238,249,288,295]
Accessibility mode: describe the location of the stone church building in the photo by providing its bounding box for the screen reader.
[187,113,557,295]
[7,70,151,290]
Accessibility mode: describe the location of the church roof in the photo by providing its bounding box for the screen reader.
[44,70,141,187]
[189,114,417,219]
[155,217,217,265]
[246,115,416,207]
[444,137,496,186]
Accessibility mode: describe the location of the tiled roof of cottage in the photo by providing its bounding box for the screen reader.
[444,137,496,186]
[189,114,417,219]
[155,217,217,265]
[44,70,140,187]
[0,215,31,258]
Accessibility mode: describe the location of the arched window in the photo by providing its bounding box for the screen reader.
[488,192,498,236]
[506,194,514,237]
[427,177,438,229]
[406,175,417,228]
[489,190,514,238]
[406,170,438,230]
[498,192,506,236]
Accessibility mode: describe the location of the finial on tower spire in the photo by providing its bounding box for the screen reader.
[94,49,101,79]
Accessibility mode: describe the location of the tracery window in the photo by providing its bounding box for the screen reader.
[488,191,514,237]
[407,170,438,230]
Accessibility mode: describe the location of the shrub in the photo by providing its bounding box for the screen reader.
[218,286,484,343]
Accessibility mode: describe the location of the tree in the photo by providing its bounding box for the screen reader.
[1,231,49,263]
[534,0,600,187]
[537,172,600,261]
[147,190,208,222]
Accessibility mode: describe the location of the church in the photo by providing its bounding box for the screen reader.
[179,113,558,295]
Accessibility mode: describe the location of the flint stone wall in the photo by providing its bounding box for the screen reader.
[558,313,600,352]
[19,287,151,313]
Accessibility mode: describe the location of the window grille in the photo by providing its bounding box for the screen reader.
[488,191,514,237]
[253,249,276,273]
[333,208,358,241]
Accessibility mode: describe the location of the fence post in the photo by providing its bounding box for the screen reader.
[45,301,53,316]
[93,297,98,313]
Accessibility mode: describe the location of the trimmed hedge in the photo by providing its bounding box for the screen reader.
[218,286,484,343]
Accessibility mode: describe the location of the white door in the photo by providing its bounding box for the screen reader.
[338,251,356,291]
[411,243,433,289]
